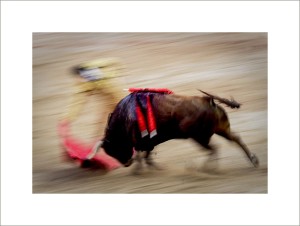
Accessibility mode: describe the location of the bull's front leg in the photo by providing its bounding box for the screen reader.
[193,136,219,173]
[131,151,143,175]
[201,143,219,173]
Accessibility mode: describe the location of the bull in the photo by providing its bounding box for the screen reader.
[93,89,259,172]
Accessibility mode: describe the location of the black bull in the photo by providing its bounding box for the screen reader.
[96,90,259,169]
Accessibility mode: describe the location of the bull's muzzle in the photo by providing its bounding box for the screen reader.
[124,158,134,167]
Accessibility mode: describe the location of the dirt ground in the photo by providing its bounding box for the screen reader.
[32,33,267,193]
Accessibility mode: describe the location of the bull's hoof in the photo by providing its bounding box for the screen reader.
[145,159,164,170]
[131,165,143,175]
[131,169,142,176]
[201,158,219,174]
[250,154,259,168]
[148,163,164,171]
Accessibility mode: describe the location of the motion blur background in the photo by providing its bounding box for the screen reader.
[33,32,267,193]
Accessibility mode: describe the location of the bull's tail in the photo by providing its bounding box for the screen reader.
[198,89,241,109]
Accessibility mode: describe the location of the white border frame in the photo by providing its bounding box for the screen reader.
[1,1,299,225]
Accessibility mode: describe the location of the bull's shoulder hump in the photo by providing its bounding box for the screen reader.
[163,94,203,104]
[153,94,183,105]
[162,94,189,101]
[154,94,204,112]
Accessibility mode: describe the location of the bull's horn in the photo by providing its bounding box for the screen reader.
[86,140,103,160]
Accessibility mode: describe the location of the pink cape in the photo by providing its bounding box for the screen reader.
[57,121,121,171]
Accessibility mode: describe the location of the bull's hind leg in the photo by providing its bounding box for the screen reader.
[201,143,219,173]
[217,130,259,167]
[193,136,219,172]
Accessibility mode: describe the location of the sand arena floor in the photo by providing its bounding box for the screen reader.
[33,33,267,193]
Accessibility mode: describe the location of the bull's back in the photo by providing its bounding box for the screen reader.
[152,94,228,138]
[113,92,229,139]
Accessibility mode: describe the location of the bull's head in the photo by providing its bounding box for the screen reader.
[102,139,135,166]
